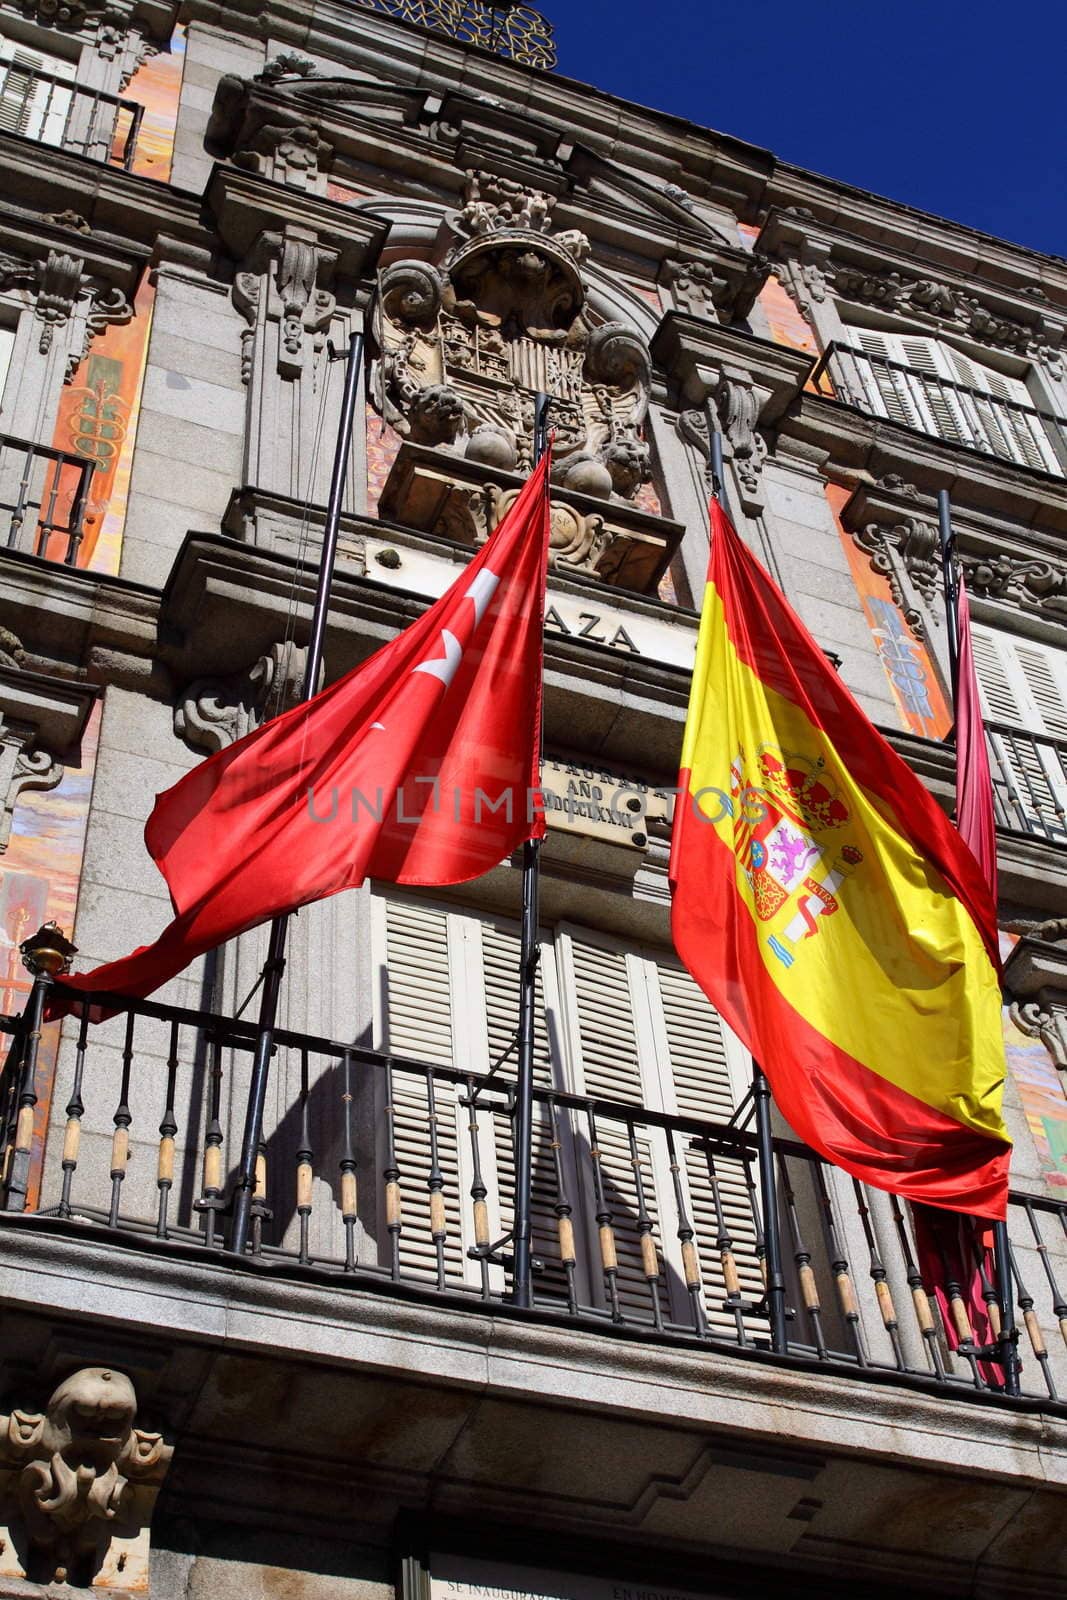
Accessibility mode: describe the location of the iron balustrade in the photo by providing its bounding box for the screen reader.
[0,59,145,170]
[811,342,1067,477]
[985,720,1067,845]
[3,984,1066,1410]
[0,435,93,564]
[346,1,556,68]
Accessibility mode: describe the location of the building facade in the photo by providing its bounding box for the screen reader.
[1,3,1067,1596]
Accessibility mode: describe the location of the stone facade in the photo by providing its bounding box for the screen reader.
[1,4,1067,1598]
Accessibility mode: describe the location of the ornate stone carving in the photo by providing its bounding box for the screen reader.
[0,1367,172,1590]
[663,255,769,326]
[175,642,317,753]
[232,270,261,384]
[715,370,763,500]
[234,120,333,188]
[0,250,132,380]
[851,518,940,638]
[0,714,63,852]
[814,257,1066,375]
[234,227,338,381]
[373,170,652,520]
[258,51,318,83]
[961,551,1067,617]
[1010,1000,1067,1072]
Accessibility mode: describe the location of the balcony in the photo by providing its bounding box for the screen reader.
[3,983,1065,1414]
[0,60,145,170]
[989,722,1067,845]
[812,342,1067,478]
[0,433,93,565]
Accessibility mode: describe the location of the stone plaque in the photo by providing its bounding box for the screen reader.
[542,759,673,850]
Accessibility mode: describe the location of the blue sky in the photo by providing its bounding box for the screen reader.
[548,1,1065,259]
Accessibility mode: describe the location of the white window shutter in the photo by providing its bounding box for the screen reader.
[373,895,467,1284]
[643,958,765,1337]
[971,628,1067,839]
[0,40,74,144]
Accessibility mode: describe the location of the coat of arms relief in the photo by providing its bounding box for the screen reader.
[374,171,681,593]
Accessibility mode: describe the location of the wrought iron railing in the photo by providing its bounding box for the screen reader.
[811,343,1067,478]
[0,60,145,170]
[3,980,1065,1410]
[347,0,556,68]
[986,721,1067,846]
[0,435,93,564]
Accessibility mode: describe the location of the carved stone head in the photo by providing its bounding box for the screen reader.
[42,1368,137,1472]
[409,383,465,447]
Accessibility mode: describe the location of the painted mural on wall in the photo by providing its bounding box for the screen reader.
[1000,931,1067,1191]
[0,705,100,1205]
[43,29,184,575]
[125,24,186,184]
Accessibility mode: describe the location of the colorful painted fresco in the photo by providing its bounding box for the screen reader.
[123,25,186,183]
[1000,930,1067,1191]
[47,276,157,576]
[823,483,952,740]
[738,223,819,357]
[0,704,99,1205]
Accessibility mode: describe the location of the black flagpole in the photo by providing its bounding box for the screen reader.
[511,392,551,1308]
[228,334,365,1257]
[709,429,788,1354]
[936,490,1019,1395]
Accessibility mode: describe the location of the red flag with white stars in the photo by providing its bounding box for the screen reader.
[55,454,551,1010]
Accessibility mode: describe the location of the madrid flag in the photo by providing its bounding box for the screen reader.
[670,500,1010,1219]
[55,455,551,1011]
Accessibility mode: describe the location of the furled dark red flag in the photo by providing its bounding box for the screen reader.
[915,567,1003,1371]
[53,455,551,1012]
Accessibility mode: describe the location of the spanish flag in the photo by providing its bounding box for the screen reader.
[670,501,1010,1219]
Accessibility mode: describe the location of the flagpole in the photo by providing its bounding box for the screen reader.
[228,333,365,1257]
[936,489,1019,1396]
[510,391,551,1309]
[710,429,789,1354]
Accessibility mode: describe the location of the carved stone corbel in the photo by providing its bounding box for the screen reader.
[714,366,766,511]
[851,517,941,639]
[233,226,338,383]
[275,229,337,378]
[1003,933,1067,1074]
[0,1367,172,1591]
[0,714,63,853]
[175,641,319,753]
[0,249,132,379]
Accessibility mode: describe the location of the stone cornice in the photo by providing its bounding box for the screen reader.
[650,312,813,413]
[757,207,1067,372]
[782,391,1067,538]
[205,163,389,282]
[0,137,201,256]
[0,553,160,680]
[764,170,1067,304]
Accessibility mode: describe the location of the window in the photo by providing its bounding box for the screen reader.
[369,892,765,1333]
[0,37,75,149]
[971,626,1067,840]
[842,328,1062,476]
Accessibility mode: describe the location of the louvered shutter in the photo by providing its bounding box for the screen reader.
[646,959,764,1338]
[0,41,73,144]
[945,348,1059,473]
[850,330,922,429]
[480,916,575,1306]
[373,896,467,1285]
[971,627,1067,840]
[559,934,672,1322]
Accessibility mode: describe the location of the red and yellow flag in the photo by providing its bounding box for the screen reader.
[670,501,1010,1219]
